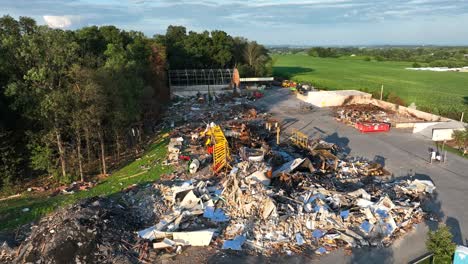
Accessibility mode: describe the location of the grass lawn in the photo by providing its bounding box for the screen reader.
[0,134,172,231]
[273,54,468,121]
[442,145,468,159]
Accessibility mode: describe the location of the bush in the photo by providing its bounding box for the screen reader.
[429,59,466,68]
[375,56,385,62]
[307,49,318,57]
[412,62,421,68]
[237,64,255,78]
[364,57,371,61]
[387,92,406,106]
[426,224,456,264]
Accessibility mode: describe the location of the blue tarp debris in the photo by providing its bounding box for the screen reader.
[312,229,324,238]
[222,235,246,250]
[376,209,389,219]
[360,220,373,234]
[203,206,229,222]
[340,210,349,219]
[315,247,327,254]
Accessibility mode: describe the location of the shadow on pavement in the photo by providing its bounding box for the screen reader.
[206,251,314,264]
[446,216,464,245]
[256,87,298,113]
[324,132,351,155]
[281,117,299,130]
[373,155,386,167]
[350,246,394,264]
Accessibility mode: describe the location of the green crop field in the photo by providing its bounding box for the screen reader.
[273,54,468,121]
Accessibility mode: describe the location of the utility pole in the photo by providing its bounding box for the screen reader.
[461,112,464,122]
[380,84,384,100]
[442,141,446,162]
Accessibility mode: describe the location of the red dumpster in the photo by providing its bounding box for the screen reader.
[355,122,390,133]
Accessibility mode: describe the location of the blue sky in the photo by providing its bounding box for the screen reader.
[2,0,468,45]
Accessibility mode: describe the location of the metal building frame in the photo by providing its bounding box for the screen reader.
[168,69,233,87]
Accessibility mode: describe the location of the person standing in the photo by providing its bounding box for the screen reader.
[431,150,436,163]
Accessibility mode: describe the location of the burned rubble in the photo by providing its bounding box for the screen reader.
[334,104,423,127]
[10,198,143,264]
[1,94,435,263]
[136,95,435,257]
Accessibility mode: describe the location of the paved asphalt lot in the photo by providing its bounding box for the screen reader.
[256,88,468,264]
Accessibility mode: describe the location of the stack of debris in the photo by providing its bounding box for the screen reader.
[131,96,434,257]
[2,94,435,263]
[335,104,391,126]
[52,181,97,196]
[12,198,144,264]
[137,173,433,256]
[335,157,389,177]
[334,104,424,128]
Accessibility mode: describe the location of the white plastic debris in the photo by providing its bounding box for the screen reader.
[189,159,200,174]
[172,229,215,246]
[295,233,305,246]
[272,158,306,177]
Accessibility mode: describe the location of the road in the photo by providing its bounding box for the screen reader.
[256,88,468,263]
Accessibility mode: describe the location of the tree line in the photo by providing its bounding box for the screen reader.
[303,46,468,68]
[0,16,273,193]
[155,25,273,77]
[270,46,468,68]
[0,15,169,191]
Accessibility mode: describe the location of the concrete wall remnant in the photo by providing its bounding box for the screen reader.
[297,90,372,107]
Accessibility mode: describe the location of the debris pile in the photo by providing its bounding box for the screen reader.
[12,198,144,264]
[2,94,435,263]
[137,171,433,256]
[334,104,423,127]
[335,104,391,126]
[133,95,434,257]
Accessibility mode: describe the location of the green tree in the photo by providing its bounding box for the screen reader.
[243,41,271,76]
[164,25,188,68]
[75,26,106,67]
[426,224,456,264]
[309,47,339,58]
[375,55,384,61]
[307,48,318,57]
[183,30,212,68]
[211,30,233,67]
[452,129,466,151]
[0,128,21,192]
[6,27,79,180]
[0,16,171,188]
[232,37,248,65]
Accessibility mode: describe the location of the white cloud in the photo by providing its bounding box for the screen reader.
[43,15,80,28]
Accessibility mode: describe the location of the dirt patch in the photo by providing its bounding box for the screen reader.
[12,197,144,264]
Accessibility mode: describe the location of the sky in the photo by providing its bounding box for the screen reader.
[2,0,468,45]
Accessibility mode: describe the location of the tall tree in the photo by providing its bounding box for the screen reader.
[211,30,233,67]
[242,41,271,77]
[6,27,79,180]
